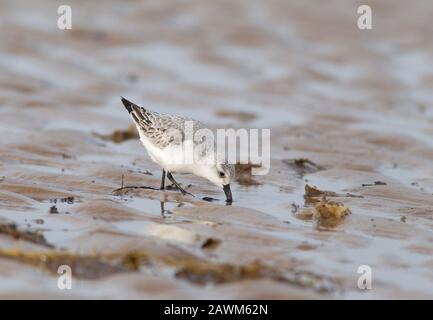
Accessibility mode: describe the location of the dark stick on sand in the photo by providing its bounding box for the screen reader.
[112,174,160,194]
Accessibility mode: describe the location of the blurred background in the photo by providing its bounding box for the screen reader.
[2,0,432,126]
[1,0,433,299]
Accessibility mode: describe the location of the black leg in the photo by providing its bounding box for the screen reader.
[160,169,166,190]
[166,172,193,196]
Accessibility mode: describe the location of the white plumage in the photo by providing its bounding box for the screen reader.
[121,97,234,203]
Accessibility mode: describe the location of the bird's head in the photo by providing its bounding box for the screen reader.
[199,162,234,203]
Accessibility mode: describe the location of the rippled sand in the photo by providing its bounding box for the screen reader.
[1,0,433,299]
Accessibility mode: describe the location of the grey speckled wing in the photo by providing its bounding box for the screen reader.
[121,97,204,149]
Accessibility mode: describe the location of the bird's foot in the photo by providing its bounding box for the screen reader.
[166,183,194,197]
[180,189,195,197]
[166,183,192,191]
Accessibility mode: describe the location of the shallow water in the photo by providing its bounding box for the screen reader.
[1,0,433,299]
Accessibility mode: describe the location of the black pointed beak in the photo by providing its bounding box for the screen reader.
[223,184,232,204]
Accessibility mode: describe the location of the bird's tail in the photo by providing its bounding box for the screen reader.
[120,97,152,125]
[120,96,136,114]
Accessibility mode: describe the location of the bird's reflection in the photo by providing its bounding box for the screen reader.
[160,201,185,218]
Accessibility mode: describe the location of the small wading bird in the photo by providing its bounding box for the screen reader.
[120,97,234,203]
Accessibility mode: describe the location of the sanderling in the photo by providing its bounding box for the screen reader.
[120,97,234,203]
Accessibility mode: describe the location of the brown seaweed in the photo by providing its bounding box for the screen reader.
[0,222,54,248]
[0,248,339,292]
[93,123,138,143]
[283,158,325,178]
[304,184,338,204]
[235,162,262,186]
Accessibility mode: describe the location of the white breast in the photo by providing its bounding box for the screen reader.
[139,136,196,174]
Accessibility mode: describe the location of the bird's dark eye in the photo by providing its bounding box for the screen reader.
[219,172,225,178]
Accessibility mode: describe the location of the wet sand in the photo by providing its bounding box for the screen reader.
[1,0,433,299]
